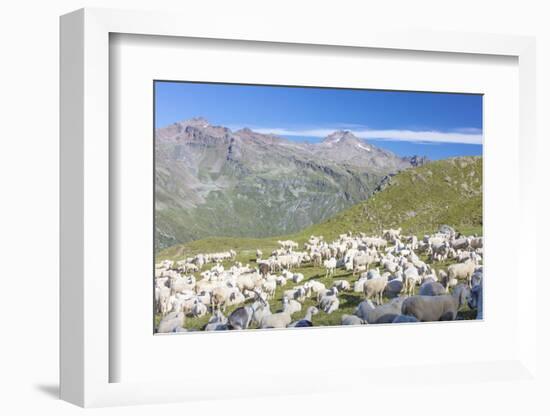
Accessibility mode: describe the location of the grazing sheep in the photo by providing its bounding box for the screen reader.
[384,279,403,298]
[191,300,208,317]
[236,273,260,293]
[157,311,185,333]
[448,260,477,287]
[438,270,457,292]
[260,309,292,329]
[288,306,319,327]
[401,284,470,321]
[258,263,270,278]
[470,237,483,249]
[204,310,228,331]
[418,281,447,296]
[353,253,375,275]
[282,296,302,315]
[382,260,399,273]
[292,273,305,283]
[275,275,287,286]
[356,297,406,324]
[341,314,365,325]
[392,314,419,323]
[157,230,483,332]
[226,288,246,307]
[262,279,277,299]
[306,280,326,297]
[383,227,402,242]
[319,288,340,314]
[323,257,337,278]
[284,286,308,303]
[353,277,368,293]
[333,279,351,291]
[228,301,267,330]
[156,286,171,316]
[402,266,420,296]
[211,286,231,312]
[451,237,470,250]
[363,275,388,305]
[170,275,195,294]
[316,286,338,303]
[311,252,323,267]
[365,268,381,280]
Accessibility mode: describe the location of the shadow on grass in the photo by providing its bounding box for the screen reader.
[339,292,362,308]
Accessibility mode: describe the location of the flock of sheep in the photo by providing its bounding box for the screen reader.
[154,226,483,333]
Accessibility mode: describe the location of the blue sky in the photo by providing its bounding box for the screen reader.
[155,81,482,160]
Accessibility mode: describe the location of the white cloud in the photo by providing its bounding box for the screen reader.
[249,127,482,145]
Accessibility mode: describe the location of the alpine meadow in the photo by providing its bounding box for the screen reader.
[154,82,483,333]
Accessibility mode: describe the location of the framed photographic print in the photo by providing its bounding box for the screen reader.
[60,7,538,408]
[152,81,483,334]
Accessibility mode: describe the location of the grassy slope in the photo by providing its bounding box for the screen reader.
[156,156,482,330]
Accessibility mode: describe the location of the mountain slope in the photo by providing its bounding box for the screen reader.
[155,118,425,249]
[158,156,482,260]
[301,156,482,240]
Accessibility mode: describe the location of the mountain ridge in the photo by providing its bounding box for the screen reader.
[155,118,428,250]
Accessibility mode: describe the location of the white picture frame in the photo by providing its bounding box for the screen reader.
[60,7,538,408]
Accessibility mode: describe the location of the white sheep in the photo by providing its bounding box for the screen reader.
[332,279,351,291]
[262,279,277,299]
[353,277,368,293]
[288,306,319,327]
[323,257,337,278]
[191,300,208,317]
[306,280,326,297]
[363,275,388,305]
[284,286,308,303]
[260,309,292,329]
[204,310,228,331]
[157,311,185,333]
[292,272,305,283]
[319,288,339,314]
[448,260,477,287]
[275,275,287,286]
[282,296,302,315]
[356,297,406,324]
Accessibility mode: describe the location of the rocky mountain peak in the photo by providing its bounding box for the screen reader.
[322,130,361,145]
[180,116,210,128]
